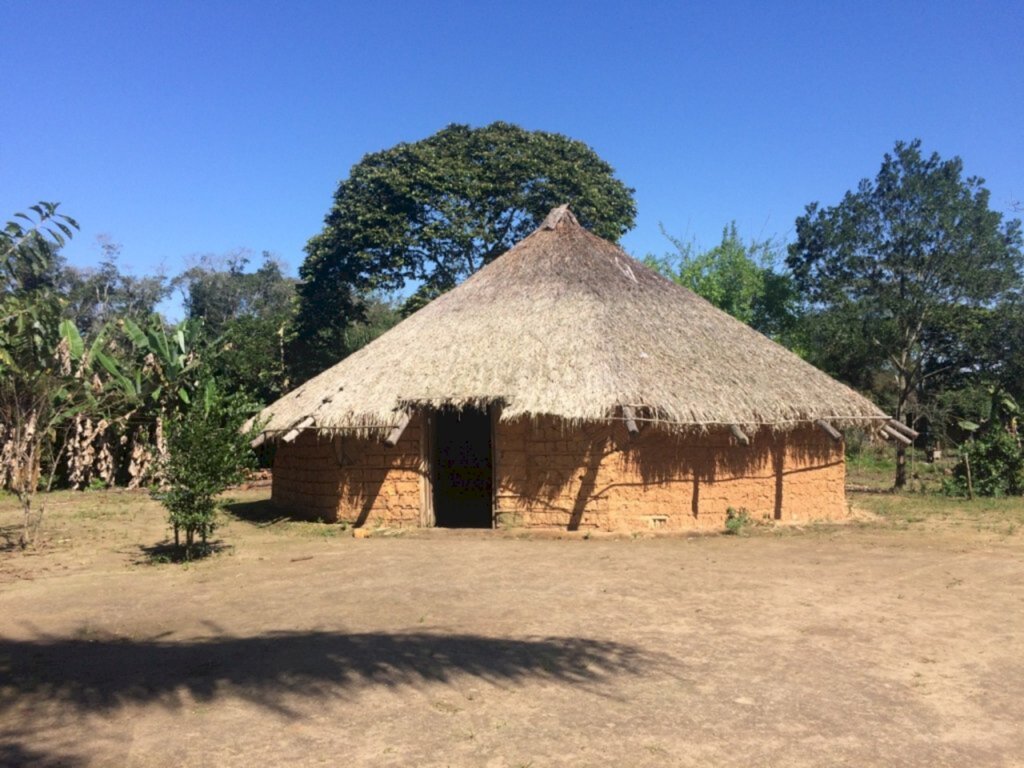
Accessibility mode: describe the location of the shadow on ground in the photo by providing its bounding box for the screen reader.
[0,526,20,552]
[0,629,664,719]
[222,497,292,526]
[134,541,232,564]
[0,738,86,768]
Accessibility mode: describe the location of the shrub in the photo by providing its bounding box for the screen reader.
[724,507,751,535]
[152,380,258,558]
[946,429,1024,497]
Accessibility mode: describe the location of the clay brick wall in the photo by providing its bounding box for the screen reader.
[271,411,846,531]
[493,417,845,531]
[271,414,424,526]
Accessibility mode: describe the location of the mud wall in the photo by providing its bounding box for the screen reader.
[493,418,845,531]
[271,415,424,526]
[271,412,846,531]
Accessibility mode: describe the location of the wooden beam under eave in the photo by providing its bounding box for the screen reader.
[621,406,640,438]
[880,425,913,445]
[282,416,315,444]
[814,419,843,442]
[250,432,267,449]
[729,424,751,446]
[886,418,919,441]
[384,412,412,447]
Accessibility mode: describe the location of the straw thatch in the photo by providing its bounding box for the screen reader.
[254,206,887,439]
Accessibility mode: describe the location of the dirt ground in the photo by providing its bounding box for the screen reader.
[1,488,1023,767]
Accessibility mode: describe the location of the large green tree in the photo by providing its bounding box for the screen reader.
[787,140,1023,488]
[293,122,637,379]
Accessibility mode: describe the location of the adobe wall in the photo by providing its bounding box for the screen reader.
[493,418,846,532]
[271,414,424,526]
[271,412,846,531]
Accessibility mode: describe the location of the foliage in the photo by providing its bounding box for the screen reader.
[60,237,168,339]
[338,294,402,357]
[152,379,258,558]
[648,222,799,340]
[294,121,637,379]
[1,202,77,278]
[787,140,1023,487]
[724,507,752,535]
[175,251,294,339]
[947,430,1024,498]
[0,203,83,544]
[104,317,203,409]
[954,293,1024,404]
[946,391,1023,497]
[175,252,296,403]
[51,313,207,491]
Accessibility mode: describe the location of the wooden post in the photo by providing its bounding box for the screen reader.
[490,404,499,529]
[729,424,750,446]
[814,419,843,442]
[282,416,314,443]
[419,411,435,527]
[964,452,974,501]
[621,406,640,438]
[886,418,919,441]
[383,412,412,447]
[880,425,913,445]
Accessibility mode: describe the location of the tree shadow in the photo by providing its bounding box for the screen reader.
[501,418,841,526]
[0,739,86,768]
[0,629,668,723]
[134,540,233,564]
[268,430,413,526]
[222,497,291,527]
[0,523,23,552]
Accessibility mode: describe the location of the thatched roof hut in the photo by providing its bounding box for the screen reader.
[259,206,890,531]
[255,206,885,439]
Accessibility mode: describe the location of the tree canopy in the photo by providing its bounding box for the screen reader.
[648,222,799,341]
[293,122,637,378]
[61,238,168,338]
[174,252,298,402]
[787,139,1023,487]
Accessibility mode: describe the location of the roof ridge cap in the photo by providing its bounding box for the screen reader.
[540,204,578,230]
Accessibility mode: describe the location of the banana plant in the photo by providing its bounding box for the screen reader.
[68,315,204,415]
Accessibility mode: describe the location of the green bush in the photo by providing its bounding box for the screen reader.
[724,507,751,535]
[946,429,1024,497]
[152,380,258,558]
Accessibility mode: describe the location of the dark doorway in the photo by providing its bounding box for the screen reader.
[433,408,493,528]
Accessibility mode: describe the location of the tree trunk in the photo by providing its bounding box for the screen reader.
[892,377,913,491]
[894,444,907,490]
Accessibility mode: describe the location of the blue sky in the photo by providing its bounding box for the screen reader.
[2,1,1022,294]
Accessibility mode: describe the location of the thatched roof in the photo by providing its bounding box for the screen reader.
[254,205,887,439]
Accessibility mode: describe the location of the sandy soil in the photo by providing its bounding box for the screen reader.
[1,489,1023,767]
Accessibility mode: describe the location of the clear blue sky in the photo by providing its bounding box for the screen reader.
[3,1,1022,291]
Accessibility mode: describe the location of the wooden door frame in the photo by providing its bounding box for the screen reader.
[419,409,435,527]
[490,404,499,529]
[420,405,498,529]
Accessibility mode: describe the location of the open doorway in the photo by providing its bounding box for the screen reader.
[433,407,493,528]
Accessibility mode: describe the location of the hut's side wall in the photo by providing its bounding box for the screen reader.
[270,413,846,531]
[271,415,423,526]
[493,418,845,531]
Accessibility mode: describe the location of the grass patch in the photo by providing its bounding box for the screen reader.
[846,446,955,494]
[851,490,1024,534]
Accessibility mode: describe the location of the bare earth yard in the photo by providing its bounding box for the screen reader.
[1,488,1023,767]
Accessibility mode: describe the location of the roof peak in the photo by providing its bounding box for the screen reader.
[540,204,578,231]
